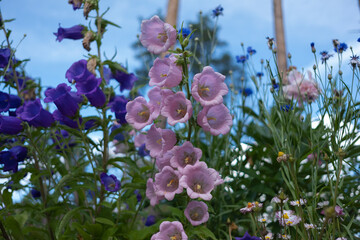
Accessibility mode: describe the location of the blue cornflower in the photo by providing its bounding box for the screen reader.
[256,72,264,78]
[273,83,279,90]
[310,42,316,52]
[334,42,348,53]
[358,37,360,42]
[239,87,253,97]
[236,55,248,63]
[281,104,293,112]
[212,5,224,17]
[178,28,193,39]
[247,47,256,55]
[320,51,333,64]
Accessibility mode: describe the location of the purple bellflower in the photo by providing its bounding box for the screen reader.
[0,91,21,112]
[17,99,54,127]
[0,115,23,135]
[0,48,11,68]
[44,83,80,117]
[75,75,106,108]
[54,24,84,42]
[0,146,27,173]
[65,59,93,83]
[100,172,121,192]
[112,70,138,92]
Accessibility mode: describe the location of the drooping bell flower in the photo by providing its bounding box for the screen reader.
[170,141,202,172]
[180,161,223,201]
[53,110,81,129]
[161,91,193,126]
[44,83,80,117]
[17,99,54,128]
[151,221,188,240]
[148,57,182,88]
[0,146,27,172]
[145,124,176,158]
[184,201,209,226]
[0,48,11,68]
[146,178,164,206]
[65,59,93,83]
[100,172,121,192]
[0,115,23,135]
[75,75,106,108]
[154,166,183,201]
[108,96,128,125]
[125,96,155,130]
[191,66,228,107]
[112,70,137,92]
[197,103,232,136]
[0,92,22,112]
[139,15,177,55]
[54,24,84,42]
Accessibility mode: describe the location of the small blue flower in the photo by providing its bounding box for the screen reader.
[212,5,224,17]
[247,47,256,55]
[281,104,293,112]
[256,72,264,78]
[320,51,333,64]
[273,83,279,90]
[310,42,315,48]
[138,143,149,157]
[239,87,253,97]
[235,232,261,240]
[236,55,248,63]
[134,190,142,202]
[334,42,348,53]
[178,28,193,39]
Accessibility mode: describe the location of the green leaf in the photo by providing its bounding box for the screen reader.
[190,226,217,240]
[96,217,115,226]
[55,207,87,239]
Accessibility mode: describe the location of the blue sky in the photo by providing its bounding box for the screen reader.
[1,0,359,90]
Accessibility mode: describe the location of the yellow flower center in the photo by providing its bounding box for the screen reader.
[156,139,162,145]
[283,213,289,219]
[184,156,191,164]
[207,117,216,121]
[278,151,285,157]
[167,178,175,187]
[247,202,253,208]
[160,73,168,77]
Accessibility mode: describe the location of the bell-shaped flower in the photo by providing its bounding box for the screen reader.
[146,178,164,206]
[161,92,192,126]
[170,141,202,172]
[0,146,27,172]
[75,75,106,108]
[154,166,183,201]
[0,115,23,135]
[0,48,11,68]
[149,57,182,88]
[180,161,223,201]
[139,15,177,54]
[184,201,209,226]
[197,103,232,135]
[100,172,121,192]
[17,99,54,127]
[112,70,137,92]
[125,96,155,130]
[0,91,21,112]
[53,110,81,129]
[54,24,84,42]
[156,151,173,171]
[191,66,228,106]
[145,124,176,158]
[65,59,93,83]
[152,221,188,240]
[109,96,128,125]
[44,83,80,117]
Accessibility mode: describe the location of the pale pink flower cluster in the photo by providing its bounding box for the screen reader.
[132,16,227,235]
[275,210,302,226]
[283,69,320,104]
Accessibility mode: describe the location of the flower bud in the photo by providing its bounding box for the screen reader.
[272,48,277,54]
[287,53,292,59]
[228,70,233,75]
[82,31,95,51]
[270,87,274,93]
[328,74,332,81]
[300,115,304,121]
[87,58,97,75]
[339,70,343,76]
[337,148,346,159]
[240,76,244,81]
[260,59,264,64]
[313,64,316,70]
